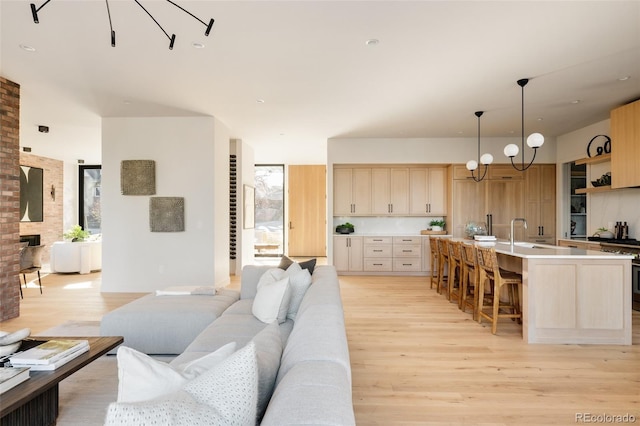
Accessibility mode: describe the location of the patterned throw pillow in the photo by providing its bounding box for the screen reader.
[116,342,236,403]
[105,342,259,426]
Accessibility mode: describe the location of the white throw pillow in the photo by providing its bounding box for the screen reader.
[252,276,291,324]
[106,342,258,426]
[285,267,312,321]
[116,342,236,403]
[257,267,287,287]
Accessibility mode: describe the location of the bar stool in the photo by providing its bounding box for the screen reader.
[459,242,479,319]
[436,237,450,296]
[475,245,522,335]
[428,236,440,290]
[446,240,463,303]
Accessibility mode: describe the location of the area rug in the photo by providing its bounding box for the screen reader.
[36,320,101,337]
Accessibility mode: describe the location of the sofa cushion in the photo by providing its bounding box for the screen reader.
[116,342,237,403]
[106,341,259,426]
[261,361,356,426]
[251,321,283,423]
[252,275,291,324]
[100,289,240,354]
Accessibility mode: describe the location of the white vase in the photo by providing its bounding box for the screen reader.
[431,226,442,232]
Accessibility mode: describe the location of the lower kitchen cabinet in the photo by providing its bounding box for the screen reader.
[392,236,422,272]
[333,236,363,272]
[364,237,393,272]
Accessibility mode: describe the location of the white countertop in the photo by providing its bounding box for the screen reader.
[477,240,633,260]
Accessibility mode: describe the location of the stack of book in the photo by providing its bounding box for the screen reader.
[8,339,90,371]
[0,366,30,393]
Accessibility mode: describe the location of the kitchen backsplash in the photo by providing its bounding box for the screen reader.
[333,216,446,235]
[589,188,640,240]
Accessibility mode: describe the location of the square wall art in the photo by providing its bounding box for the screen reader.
[150,197,185,232]
[121,160,156,195]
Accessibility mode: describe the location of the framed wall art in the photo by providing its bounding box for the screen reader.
[20,165,43,222]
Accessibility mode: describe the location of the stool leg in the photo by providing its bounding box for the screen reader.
[37,271,42,294]
[492,285,500,335]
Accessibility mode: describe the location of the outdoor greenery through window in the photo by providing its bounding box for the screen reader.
[79,165,101,235]
[254,165,284,256]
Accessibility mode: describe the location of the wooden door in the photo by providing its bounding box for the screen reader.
[487,179,525,240]
[288,165,326,257]
[452,179,486,238]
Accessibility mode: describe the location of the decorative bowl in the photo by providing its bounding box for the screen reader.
[0,341,21,357]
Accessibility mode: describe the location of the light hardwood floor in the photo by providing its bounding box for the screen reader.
[2,269,639,425]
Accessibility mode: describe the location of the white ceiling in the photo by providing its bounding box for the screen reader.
[1,0,640,164]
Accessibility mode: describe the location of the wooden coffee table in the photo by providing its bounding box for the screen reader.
[0,336,123,426]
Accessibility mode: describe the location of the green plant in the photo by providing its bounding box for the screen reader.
[341,222,355,229]
[63,225,90,242]
[430,219,446,227]
[596,227,609,232]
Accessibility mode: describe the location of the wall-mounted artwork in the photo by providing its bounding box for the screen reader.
[121,160,156,195]
[20,165,43,222]
[243,185,255,229]
[150,197,185,232]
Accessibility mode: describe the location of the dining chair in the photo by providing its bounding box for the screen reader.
[19,244,45,297]
[459,242,479,319]
[436,237,450,296]
[446,240,463,303]
[428,236,440,290]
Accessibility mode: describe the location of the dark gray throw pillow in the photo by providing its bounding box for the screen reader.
[277,256,316,274]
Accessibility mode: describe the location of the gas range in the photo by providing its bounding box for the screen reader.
[597,241,640,265]
[587,236,640,246]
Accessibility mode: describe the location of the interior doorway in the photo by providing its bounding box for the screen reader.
[288,165,326,257]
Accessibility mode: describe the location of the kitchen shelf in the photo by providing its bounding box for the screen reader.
[575,185,611,194]
[574,153,611,166]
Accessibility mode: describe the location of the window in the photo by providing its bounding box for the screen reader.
[79,165,102,234]
[254,165,284,257]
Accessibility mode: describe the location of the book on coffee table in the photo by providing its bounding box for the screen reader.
[9,339,89,369]
[0,367,30,393]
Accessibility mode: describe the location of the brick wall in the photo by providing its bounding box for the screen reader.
[19,152,64,264]
[1,77,21,321]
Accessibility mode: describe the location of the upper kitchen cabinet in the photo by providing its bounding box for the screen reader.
[525,164,556,244]
[333,167,371,215]
[371,168,410,215]
[611,99,640,189]
[409,167,447,215]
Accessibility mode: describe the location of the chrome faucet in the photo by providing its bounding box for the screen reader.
[510,218,528,249]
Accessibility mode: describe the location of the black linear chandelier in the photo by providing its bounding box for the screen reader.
[30,0,215,50]
[503,78,545,171]
[465,111,493,182]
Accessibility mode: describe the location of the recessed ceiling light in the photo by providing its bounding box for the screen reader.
[192,42,205,49]
[537,117,543,121]
[365,39,379,46]
[618,75,631,81]
[570,100,581,104]
[19,44,36,52]
[256,99,265,104]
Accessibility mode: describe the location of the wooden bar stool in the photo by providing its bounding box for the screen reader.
[428,236,440,290]
[446,240,463,303]
[459,242,479,319]
[436,237,450,296]
[475,245,522,335]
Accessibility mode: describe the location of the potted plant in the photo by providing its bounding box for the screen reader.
[63,225,90,242]
[429,219,446,232]
[335,222,355,234]
[593,227,614,239]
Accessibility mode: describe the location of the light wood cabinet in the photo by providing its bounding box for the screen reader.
[333,236,363,272]
[451,165,525,240]
[557,239,600,250]
[392,236,422,272]
[371,168,410,215]
[333,168,371,215]
[611,99,640,189]
[409,167,447,215]
[525,164,556,243]
[363,237,393,272]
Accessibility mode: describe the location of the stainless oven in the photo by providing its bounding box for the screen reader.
[633,263,640,312]
[599,242,640,311]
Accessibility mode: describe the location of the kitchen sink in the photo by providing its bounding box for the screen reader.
[496,241,545,249]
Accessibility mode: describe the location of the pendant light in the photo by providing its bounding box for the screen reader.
[466,111,493,182]
[30,0,215,50]
[503,78,544,171]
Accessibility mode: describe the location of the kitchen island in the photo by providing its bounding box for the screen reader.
[489,241,633,345]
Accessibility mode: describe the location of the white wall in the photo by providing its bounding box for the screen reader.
[229,139,256,276]
[101,116,229,293]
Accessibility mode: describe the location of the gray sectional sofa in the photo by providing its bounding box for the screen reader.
[102,264,355,425]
